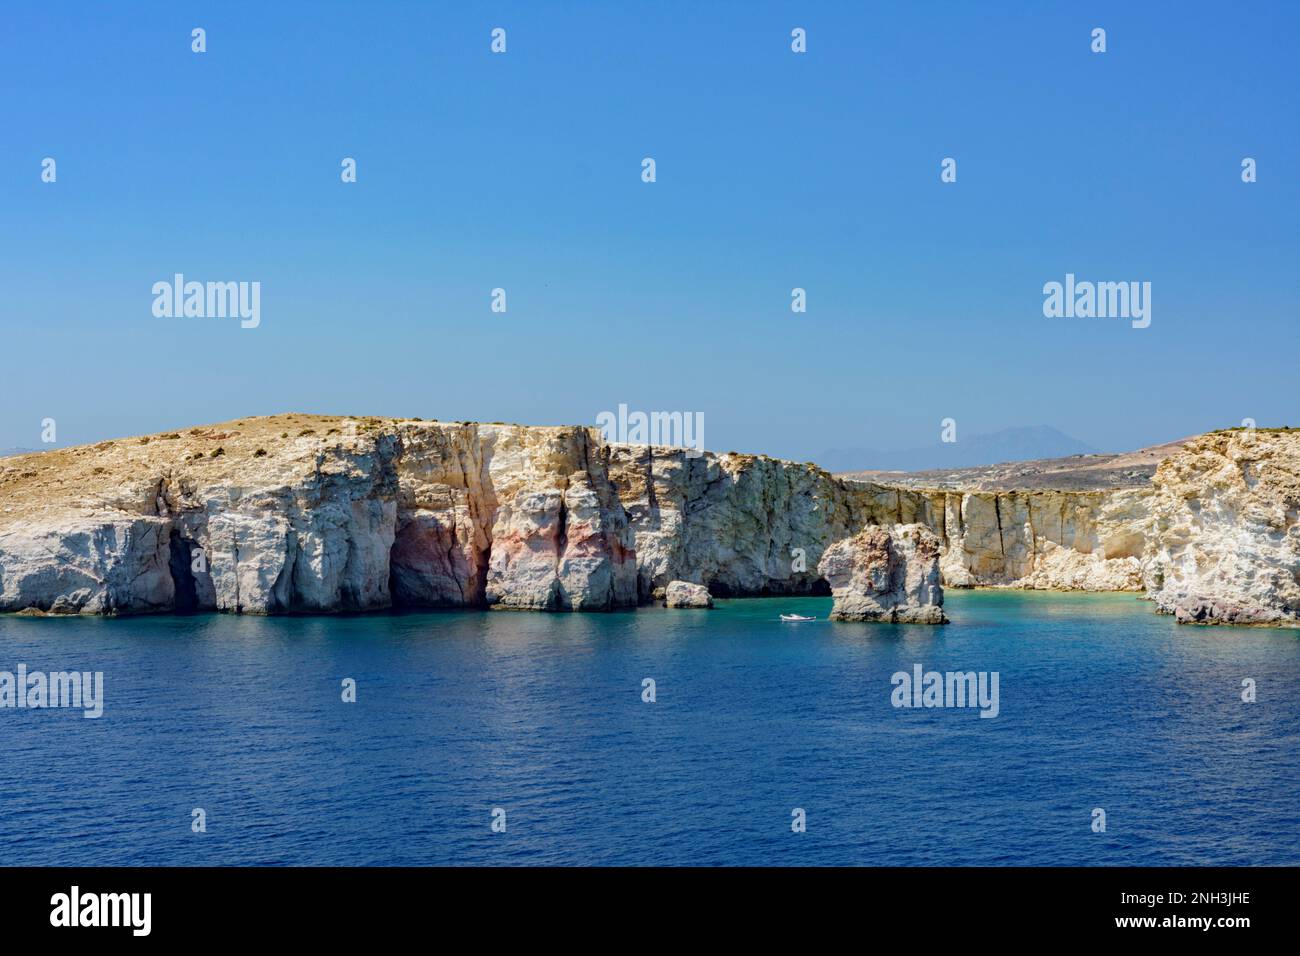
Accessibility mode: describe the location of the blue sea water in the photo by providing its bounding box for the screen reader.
[1,591,1297,866]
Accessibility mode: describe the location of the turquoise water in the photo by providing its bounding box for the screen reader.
[0,591,1296,865]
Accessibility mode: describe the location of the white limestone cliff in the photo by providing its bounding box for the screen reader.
[0,417,635,615]
[1,416,1296,626]
[605,445,1148,598]
[1143,430,1300,626]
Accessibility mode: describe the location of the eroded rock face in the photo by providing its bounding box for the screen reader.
[605,445,1150,599]
[389,423,492,608]
[818,524,947,623]
[664,580,713,608]
[480,426,636,611]
[0,417,636,615]
[1143,430,1300,626]
[606,445,864,601]
[0,514,173,615]
[935,487,1149,591]
[1,417,1295,625]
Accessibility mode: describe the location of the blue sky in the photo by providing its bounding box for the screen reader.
[1,1,1296,460]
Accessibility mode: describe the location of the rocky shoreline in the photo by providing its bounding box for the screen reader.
[0,416,1295,626]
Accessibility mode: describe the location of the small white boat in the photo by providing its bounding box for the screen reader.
[780,614,816,622]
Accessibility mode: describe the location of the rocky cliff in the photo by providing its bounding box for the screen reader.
[1142,430,1300,625]
[607,441,1147,598]
[0,416,1295,625]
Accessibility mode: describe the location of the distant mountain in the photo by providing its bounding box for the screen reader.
[816,426,1098,474]
[0,447,41,458]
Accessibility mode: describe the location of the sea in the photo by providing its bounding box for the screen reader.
[1,590,1296,866]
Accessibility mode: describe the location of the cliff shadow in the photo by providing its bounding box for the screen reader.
[167,530,200,614]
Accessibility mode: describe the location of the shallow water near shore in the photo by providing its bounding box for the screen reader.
[1,591,1297,866]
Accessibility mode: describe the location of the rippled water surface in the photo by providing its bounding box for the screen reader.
[1,591,1297,865]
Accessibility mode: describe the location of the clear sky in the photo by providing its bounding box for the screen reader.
[2,1,1296,460]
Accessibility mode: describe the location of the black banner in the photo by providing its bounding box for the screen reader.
[0,866,1282,941]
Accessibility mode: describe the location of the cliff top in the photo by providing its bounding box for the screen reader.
[0,414,834,527]
[0,414,379,524]
[6,417,1294,528]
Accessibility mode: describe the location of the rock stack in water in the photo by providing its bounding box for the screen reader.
[817,524,947,623]
[664,580,713,608]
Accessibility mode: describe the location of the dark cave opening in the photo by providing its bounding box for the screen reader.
[168,530,199,614]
